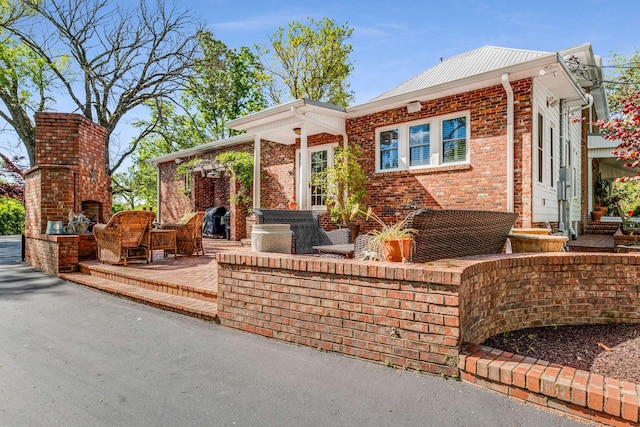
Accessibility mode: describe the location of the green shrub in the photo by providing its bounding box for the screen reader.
[0,197,25,235]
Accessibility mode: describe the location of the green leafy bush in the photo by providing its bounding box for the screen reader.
[0,197,25,235]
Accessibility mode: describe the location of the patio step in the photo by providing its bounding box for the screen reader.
[585,220,619,235]
[76,262,217,303]
[60,268,218,322]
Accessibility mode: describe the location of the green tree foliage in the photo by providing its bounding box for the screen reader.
[605,50,640,114]
[0,195,24,234]
[256,17,354,106]
[0,0,201,172]
[215,151,253,208]
[123,34,266,207]
[188,31,267,140]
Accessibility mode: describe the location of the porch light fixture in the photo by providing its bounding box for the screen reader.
[406,101,422,113]
[547,97,559,108]
[293,127,301,135]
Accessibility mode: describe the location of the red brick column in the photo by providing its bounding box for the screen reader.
[24,113,110,274]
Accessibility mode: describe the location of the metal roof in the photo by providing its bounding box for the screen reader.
[371,46,550,101]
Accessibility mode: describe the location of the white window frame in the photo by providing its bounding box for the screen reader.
[374,111,470,173]
[297,143,338,210]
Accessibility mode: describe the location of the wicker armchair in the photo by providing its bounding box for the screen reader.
[253,209,351,254]
[94,210,156,266]
[354,209,518,263]
[160,211,205,256]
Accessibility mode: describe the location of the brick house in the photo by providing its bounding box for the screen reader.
[151,43,608,240]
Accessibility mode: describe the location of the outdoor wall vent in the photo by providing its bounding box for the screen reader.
[407,101,422,113]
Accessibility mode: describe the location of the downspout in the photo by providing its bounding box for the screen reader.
[568,93,594,234]
[501,73,514,213]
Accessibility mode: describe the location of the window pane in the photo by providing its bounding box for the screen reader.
[310,150,329,206]
[442,117,467,163]
[409,124,430,166]
[380,129,399,169]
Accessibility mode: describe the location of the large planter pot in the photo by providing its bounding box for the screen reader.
[381,238,412,262]
[508,233,568,253]
[591,209,605,222]
[511,228,552,235]
[251,224,293,254]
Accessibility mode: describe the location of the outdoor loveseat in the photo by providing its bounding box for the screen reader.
[354,208,519,262]
[253,209,351,254]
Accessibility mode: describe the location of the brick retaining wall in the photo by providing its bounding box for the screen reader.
[217,252,465,376]
[217,251,640,425]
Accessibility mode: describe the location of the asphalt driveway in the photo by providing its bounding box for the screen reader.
[0,236,584,426]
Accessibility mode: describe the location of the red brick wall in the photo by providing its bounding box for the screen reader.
[157,143,256,237]
[348,79,534,229]
[217,251,640,379]
[25,235,79,275]
[261,140,297,209]
[459,253,640,345]
[217,252,463,376]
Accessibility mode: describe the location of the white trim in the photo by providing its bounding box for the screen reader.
[305,143,338,210]
[253,135,261,209]
[374,111,470,173]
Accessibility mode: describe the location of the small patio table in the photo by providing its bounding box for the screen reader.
[312,243,355,258]
[150,229,177,262]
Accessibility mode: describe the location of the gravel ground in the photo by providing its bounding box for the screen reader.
[482,323,640,384]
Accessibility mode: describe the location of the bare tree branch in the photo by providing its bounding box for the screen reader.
[0,0,201,173]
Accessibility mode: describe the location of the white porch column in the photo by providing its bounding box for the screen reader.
[298,126,308,210]
[253,135,261,209]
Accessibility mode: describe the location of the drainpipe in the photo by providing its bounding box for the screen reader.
[501,73,514,213]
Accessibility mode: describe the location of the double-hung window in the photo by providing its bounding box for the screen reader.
[442,117,467,163]
[409,124,430,167]
[380,129,399,170]
[375,112,469,172]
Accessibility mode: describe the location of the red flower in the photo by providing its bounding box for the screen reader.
[628,210,635,217]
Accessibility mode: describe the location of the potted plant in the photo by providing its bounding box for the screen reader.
[361,207,417,262]
[317,144,367,241]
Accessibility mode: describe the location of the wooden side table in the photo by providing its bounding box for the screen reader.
[150,229,177,262]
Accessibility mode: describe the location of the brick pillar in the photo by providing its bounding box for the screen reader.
[25,113,111,235]
[23,113,110,272]
[229,177,248,240]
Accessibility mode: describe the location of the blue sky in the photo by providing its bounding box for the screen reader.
[2,0,638,168]
[190,0,639,104]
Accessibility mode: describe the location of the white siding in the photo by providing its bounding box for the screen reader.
[568,119,582,221]
[532,81,561,223]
